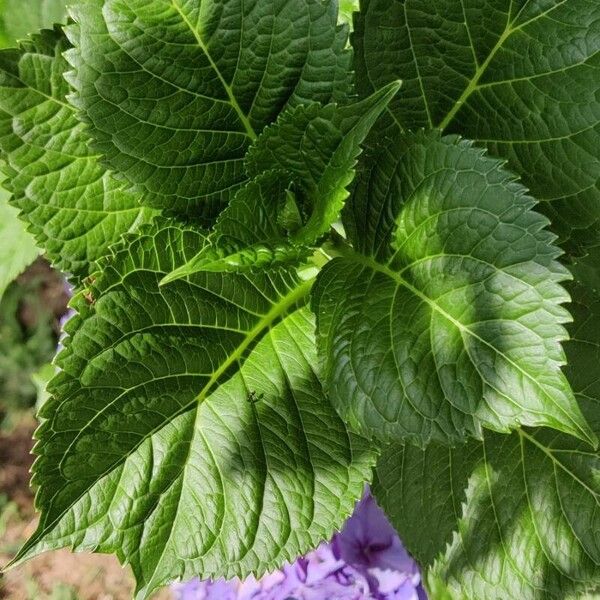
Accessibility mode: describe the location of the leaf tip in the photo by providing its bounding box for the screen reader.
[158,271,181,286]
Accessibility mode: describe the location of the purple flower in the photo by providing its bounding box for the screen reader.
[333,493,420,599]
[172,490,425,600]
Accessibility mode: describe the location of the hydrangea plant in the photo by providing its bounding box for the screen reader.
[0,0,599,599]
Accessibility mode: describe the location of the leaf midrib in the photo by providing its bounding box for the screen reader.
[14,277,313,565]
[436,1,571,132]
[170,0,257,141]
[338,247,593,445]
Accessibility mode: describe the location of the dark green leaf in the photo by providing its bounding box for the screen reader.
[0,28,156,280]
[572,246,600,294]
[161,171,312,280]
[66,0,351,215]
[246,81,401,244]
[164,83,400,280]
[373,281,600,599]
[353,0,600,253]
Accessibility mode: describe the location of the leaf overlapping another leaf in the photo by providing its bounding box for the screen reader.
[314,132,594,446]
[162,171,313,279]
[1,1,598,598]
[165,82,400,280]
[65,0,352,216]
[373,280,600,600]
[0,28,156,280]
[11,219,375,599]
[352,0,600,253]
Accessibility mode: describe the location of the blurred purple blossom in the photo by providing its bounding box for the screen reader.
[172,490,425,600]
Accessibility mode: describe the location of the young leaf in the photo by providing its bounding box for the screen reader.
[0,185,39,297]
[0,28,156,280]
[246,81,401,244]
[373,281,600,599]
[313,132,594,446]
[66,0,351,215]
[164,83,400,280]
[13,219,375,599]
[353,0,600,253]
[162,171,312,281]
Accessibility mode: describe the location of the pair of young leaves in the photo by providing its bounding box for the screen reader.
[1,0,600,599]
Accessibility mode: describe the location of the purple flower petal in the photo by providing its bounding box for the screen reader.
[336,493,416,576]
[171,489,424,600]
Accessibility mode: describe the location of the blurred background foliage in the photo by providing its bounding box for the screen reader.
[0,261,69,430]
[0,0,67,47]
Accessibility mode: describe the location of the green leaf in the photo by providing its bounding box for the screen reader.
[376,428,600,600]
[66,0,352,216]
[13,218,375,599]
[162,171,312,280]
[572,246,600,294]
[0,28,157,281]
[0,0,68,48]
[0,184,39,297]
[373,280,600,599]
[338,0,359,27]
[246,81,401,244]
[164,83,400,281]
[313,132,594,446]
[353,0,600,253]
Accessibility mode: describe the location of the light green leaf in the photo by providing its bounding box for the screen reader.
[338,0,359,27]
[353,0,600,253]
[32,362,56,411]
[12,218,375,599]
[0,184,39,297]
[0,28,157,281]
[313,132,594,446]
[0,0,67,48]
[164,83,400,280]
[65,0,351,216]
[373,281,600,599]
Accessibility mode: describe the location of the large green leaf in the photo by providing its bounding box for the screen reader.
[163,82,400,280]
[0,185,39,297]
[352,0,600,253]
[12,219,375,599]
[373,280,600,600]
[313,132,594,446]
[0,0,67,47]
[66,0,351,216]
[0,28,156,280]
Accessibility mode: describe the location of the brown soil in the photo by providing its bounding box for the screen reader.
[0,423,172,600]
